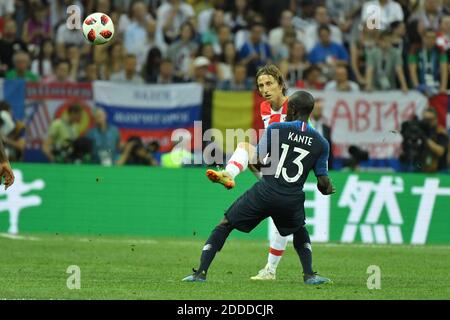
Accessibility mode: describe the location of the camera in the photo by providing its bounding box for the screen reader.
[342,145,369,170]
[399,116,431,171]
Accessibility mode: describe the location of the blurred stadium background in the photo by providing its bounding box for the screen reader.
[0,0,450,299]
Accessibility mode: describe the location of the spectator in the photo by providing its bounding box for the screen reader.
[42,103,83,163]
[350,25,378,87]
[405,17,426,55]
[0,19,28,75]
[295,65,325,89]
[123,1,156,65]
[436,15,450,53]
[218,62,253,90]
[66,45,82,81]
[156,0,195,45]
[361,0,404,31]
[43,59,75,83]
[31,39,55,78]
[201,8,227,54]
[110,54,145,84]
[86,108,120,166]
[197,0,227,34]
[106,41,126,79]
[92,45,109,80]
[134,20,168,72]
[78,60,99,82]
[22,1,52,46]
[290,0,316,31]
[408,28,448,97]
[198,42,220,78]
[142,47,163,83]
[167,21,198,80]
[408,0,444,31]
[271,25,297,63]
[189,56,217,90]
[365,30,408,92]
[117,136,158,166]
[303,5,343,52]
[5,51,39,82]
[258,0,290,31]
[324,64,360,92]
[216,24,232,55]
[0,101,25,162]
[421,107,449,172]
[308,24,349,80]
[0,0,14,21]
[390,20,407,55]
[279,41,310,87]
[238,22,272,77]
[55,19,90,59]
[268,10,304,52]
[152,58,183,84]
[234,12,265,52]
[309,98,333,169]
[326,0,363,46]
[400,108,448,172]
[118,0,153,37]
[218,40,238,82]
[90,0,113,15]
[225,0,255,34]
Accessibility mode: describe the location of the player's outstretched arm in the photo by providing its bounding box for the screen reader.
[316,176,335,195]
[0,138,14,190]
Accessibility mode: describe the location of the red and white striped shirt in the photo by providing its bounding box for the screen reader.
[260,98,288,129]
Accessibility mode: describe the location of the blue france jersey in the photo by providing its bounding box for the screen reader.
[256,120,329,194]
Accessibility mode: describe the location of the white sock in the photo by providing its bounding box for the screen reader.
[225,147,248,179]
[267,230,289,272]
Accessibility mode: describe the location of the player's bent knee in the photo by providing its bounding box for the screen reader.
[218,218,233,231]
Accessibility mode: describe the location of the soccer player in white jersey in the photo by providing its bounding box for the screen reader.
[206,64,293,280]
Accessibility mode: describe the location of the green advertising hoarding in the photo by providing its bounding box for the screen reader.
[0,164,449,244]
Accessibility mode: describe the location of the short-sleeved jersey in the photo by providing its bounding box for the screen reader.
[260,98,288,129]
[257,120,329,195]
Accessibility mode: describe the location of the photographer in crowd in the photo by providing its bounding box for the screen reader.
[400,107,448,172]
[42,103,82,163]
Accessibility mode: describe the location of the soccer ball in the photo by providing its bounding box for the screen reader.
[82,12,114,45]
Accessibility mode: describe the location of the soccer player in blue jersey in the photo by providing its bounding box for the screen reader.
[182,90,335,284]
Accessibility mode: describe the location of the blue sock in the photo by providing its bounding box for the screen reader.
[293,226,313,275]
[197,223,233,274]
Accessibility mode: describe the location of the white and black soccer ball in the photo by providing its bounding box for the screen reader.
[82,12,114,45]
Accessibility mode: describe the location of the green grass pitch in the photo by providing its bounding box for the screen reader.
[0,234,449,299]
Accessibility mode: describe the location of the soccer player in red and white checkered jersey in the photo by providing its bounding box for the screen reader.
[206,64,292,280]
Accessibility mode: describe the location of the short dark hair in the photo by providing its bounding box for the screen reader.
[318,24,331,35]
[288,91,315,116]
[255,64,287,95]
[303,65,321,79]
[0,101,11,112]
[68,103,82,114]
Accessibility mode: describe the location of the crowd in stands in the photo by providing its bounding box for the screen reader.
[0,0,449,171]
